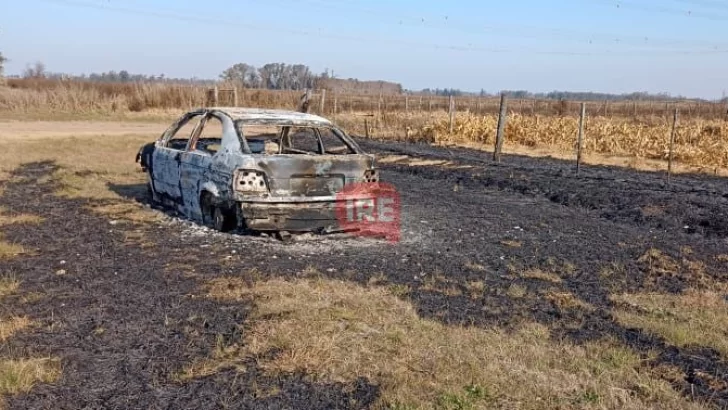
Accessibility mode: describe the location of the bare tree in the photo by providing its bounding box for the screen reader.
[23,61,47,79]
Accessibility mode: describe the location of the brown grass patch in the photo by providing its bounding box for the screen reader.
[637,248,711,287]
[464,261,486,272]
[88,203,161,225]
[0,317,31,342]
[521,268,562,283]
[0,358,61,396]
[465,281,486,299]
[0,238,24,261]
[187,276,701,409]
[546,291,594,311]
[500,240,522,248]
[0,274,19,298]
[0,208,43,226]
[612,290,728,357]
[0,132,161,225]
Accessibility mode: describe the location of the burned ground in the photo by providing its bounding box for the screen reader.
[1,138,728,408]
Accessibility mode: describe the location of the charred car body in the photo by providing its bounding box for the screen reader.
[136,108,379,233]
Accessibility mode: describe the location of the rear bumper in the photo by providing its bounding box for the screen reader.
[239,200,353,232]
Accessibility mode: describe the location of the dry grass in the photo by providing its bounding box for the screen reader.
[521,268,563,284]
[0,317,31,343]
[612,289,728,357]
[500,240,523,248]
[546,291,594,311]
[0,239,24,261]
[0,208,43,226]
[0,270,55,407]
[637,248,710,287]
[0,274,19,298]
[0,358,61,396]
[0,131,159,223]
[179,275,703,409]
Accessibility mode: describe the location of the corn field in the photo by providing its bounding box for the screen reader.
[410,113,728,169]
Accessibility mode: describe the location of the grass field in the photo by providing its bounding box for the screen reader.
[1,80,728,408]
[0,112,727,408]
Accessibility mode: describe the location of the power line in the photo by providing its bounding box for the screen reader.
[643,0,728,12]
[34,0,728,56]
[591,0,728,21]
[266,0,728,49]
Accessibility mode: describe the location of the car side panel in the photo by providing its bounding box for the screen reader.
[179,151,214,221]
[151,147,182,200]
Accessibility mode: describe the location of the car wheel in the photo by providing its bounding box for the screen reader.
[212,206,236,232]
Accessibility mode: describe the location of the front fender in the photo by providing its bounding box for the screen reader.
[199,181,221,199]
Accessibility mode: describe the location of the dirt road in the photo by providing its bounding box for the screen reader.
[0,121,166,140]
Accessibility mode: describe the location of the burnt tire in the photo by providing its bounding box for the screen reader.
[201,193,236,232]
[213,206,236,233]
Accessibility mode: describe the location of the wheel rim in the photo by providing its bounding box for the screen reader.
[213,207,224,231]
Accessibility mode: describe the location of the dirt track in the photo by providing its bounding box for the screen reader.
[2,137,728,408]
[0,121,166,140]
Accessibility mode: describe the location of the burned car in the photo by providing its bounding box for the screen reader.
[136,107,379,233]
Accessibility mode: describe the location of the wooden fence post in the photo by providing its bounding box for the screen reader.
[576,102,586,174]
[207,86,219,107]
[333,95,338,115]
[448,95,455,134]
[493,93,508,162]
[320,89,326,114]
[232,87,238,107]
[405,95,409,112]
[668,108,679,183]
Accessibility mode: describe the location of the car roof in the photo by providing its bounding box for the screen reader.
[207,107,333,127]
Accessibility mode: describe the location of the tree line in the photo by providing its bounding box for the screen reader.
[1,53,723,103]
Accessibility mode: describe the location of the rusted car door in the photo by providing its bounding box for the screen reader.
[178,112,220,220]
[152,112,204,201]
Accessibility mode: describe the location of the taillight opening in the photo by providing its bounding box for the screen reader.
[235,169,269,193]
[364,169,379,183]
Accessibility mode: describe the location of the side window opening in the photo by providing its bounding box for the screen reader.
[318,128,355,154]
[191,115,224,155]
[242,125,282,154]
[166,114,202,150]
[282,127,321,154]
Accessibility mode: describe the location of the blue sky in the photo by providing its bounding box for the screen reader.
[2,0,727,98]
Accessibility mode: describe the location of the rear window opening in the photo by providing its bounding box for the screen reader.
[237,124,356,155]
